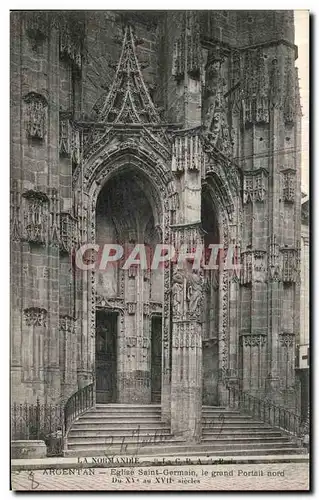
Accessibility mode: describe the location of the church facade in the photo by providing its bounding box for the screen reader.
[10,10,302,440]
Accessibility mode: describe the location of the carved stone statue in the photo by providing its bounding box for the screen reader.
[186,270,204,319]
[172,268,185,319]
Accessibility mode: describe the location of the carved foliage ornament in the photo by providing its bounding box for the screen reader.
[23,92,48,141]
[24,307,47,327]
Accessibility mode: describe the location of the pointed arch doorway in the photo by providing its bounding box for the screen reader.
[201,185,220,406]
[94,166,164,404]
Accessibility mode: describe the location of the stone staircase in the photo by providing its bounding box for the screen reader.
[64,404,304,457]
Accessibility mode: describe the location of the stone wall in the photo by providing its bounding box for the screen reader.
[10,11,301,427]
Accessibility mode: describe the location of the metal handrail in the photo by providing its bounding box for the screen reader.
[227,385,305,437]
[64,383,94,435]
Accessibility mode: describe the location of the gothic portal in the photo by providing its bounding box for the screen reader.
[11,11,302,441]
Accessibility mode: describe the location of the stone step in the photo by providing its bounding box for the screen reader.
[64,446,305,458]
[76,416,163,424]
[202,409,241,414]
[69,440,303,456]
[72,421,169,430]
[67,434,292,446]
[68,428,171,438]
[93,405,161,414]
[202,430,283,437]
[202,419,267,425]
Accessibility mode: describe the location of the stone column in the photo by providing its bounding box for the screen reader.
[170,224,204,442]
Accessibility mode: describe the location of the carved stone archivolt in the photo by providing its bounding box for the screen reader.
[243,169,268,204]
[24,307,47,327]
[23,92,48,141]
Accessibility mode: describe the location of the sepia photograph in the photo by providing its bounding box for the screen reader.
[9,8,310,491]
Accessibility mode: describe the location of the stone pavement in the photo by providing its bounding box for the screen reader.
[11,453,309,471]
[11,462,309,491]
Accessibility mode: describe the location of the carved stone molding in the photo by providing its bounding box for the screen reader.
[128,266,138,279]
[243,169,268,204]
[127,302,137,315]
[143,303,150,316]
[149,301,163,315]
[242,334,266,347]
[203,44,233,157]
[23,92,48,141]
[170,222,204,252]
[172,12,201,81]
[59,15,84,70]
[59,315,75,333]
[95,295,124,312]
[59,113,81,165]
[24,307,47,327]
[280,247,300,284]
[21,190,49,245]
[172,132,202,173]
[240,250,267,285]
[10,181,20,241]
[268,235,280,282]
[171,266,204,323]
[24,11,48,49]
[59,212,77,254]
[283,55,296,126]
[282,169,296,203]
[126,336,150,349]
[279,332,295,348]
[172,322,201,349]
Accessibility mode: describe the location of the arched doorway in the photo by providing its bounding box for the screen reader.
[201,185,220,405]
[95,167,164,404]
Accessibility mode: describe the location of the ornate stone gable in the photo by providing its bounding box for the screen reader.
[98,25,161,124]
